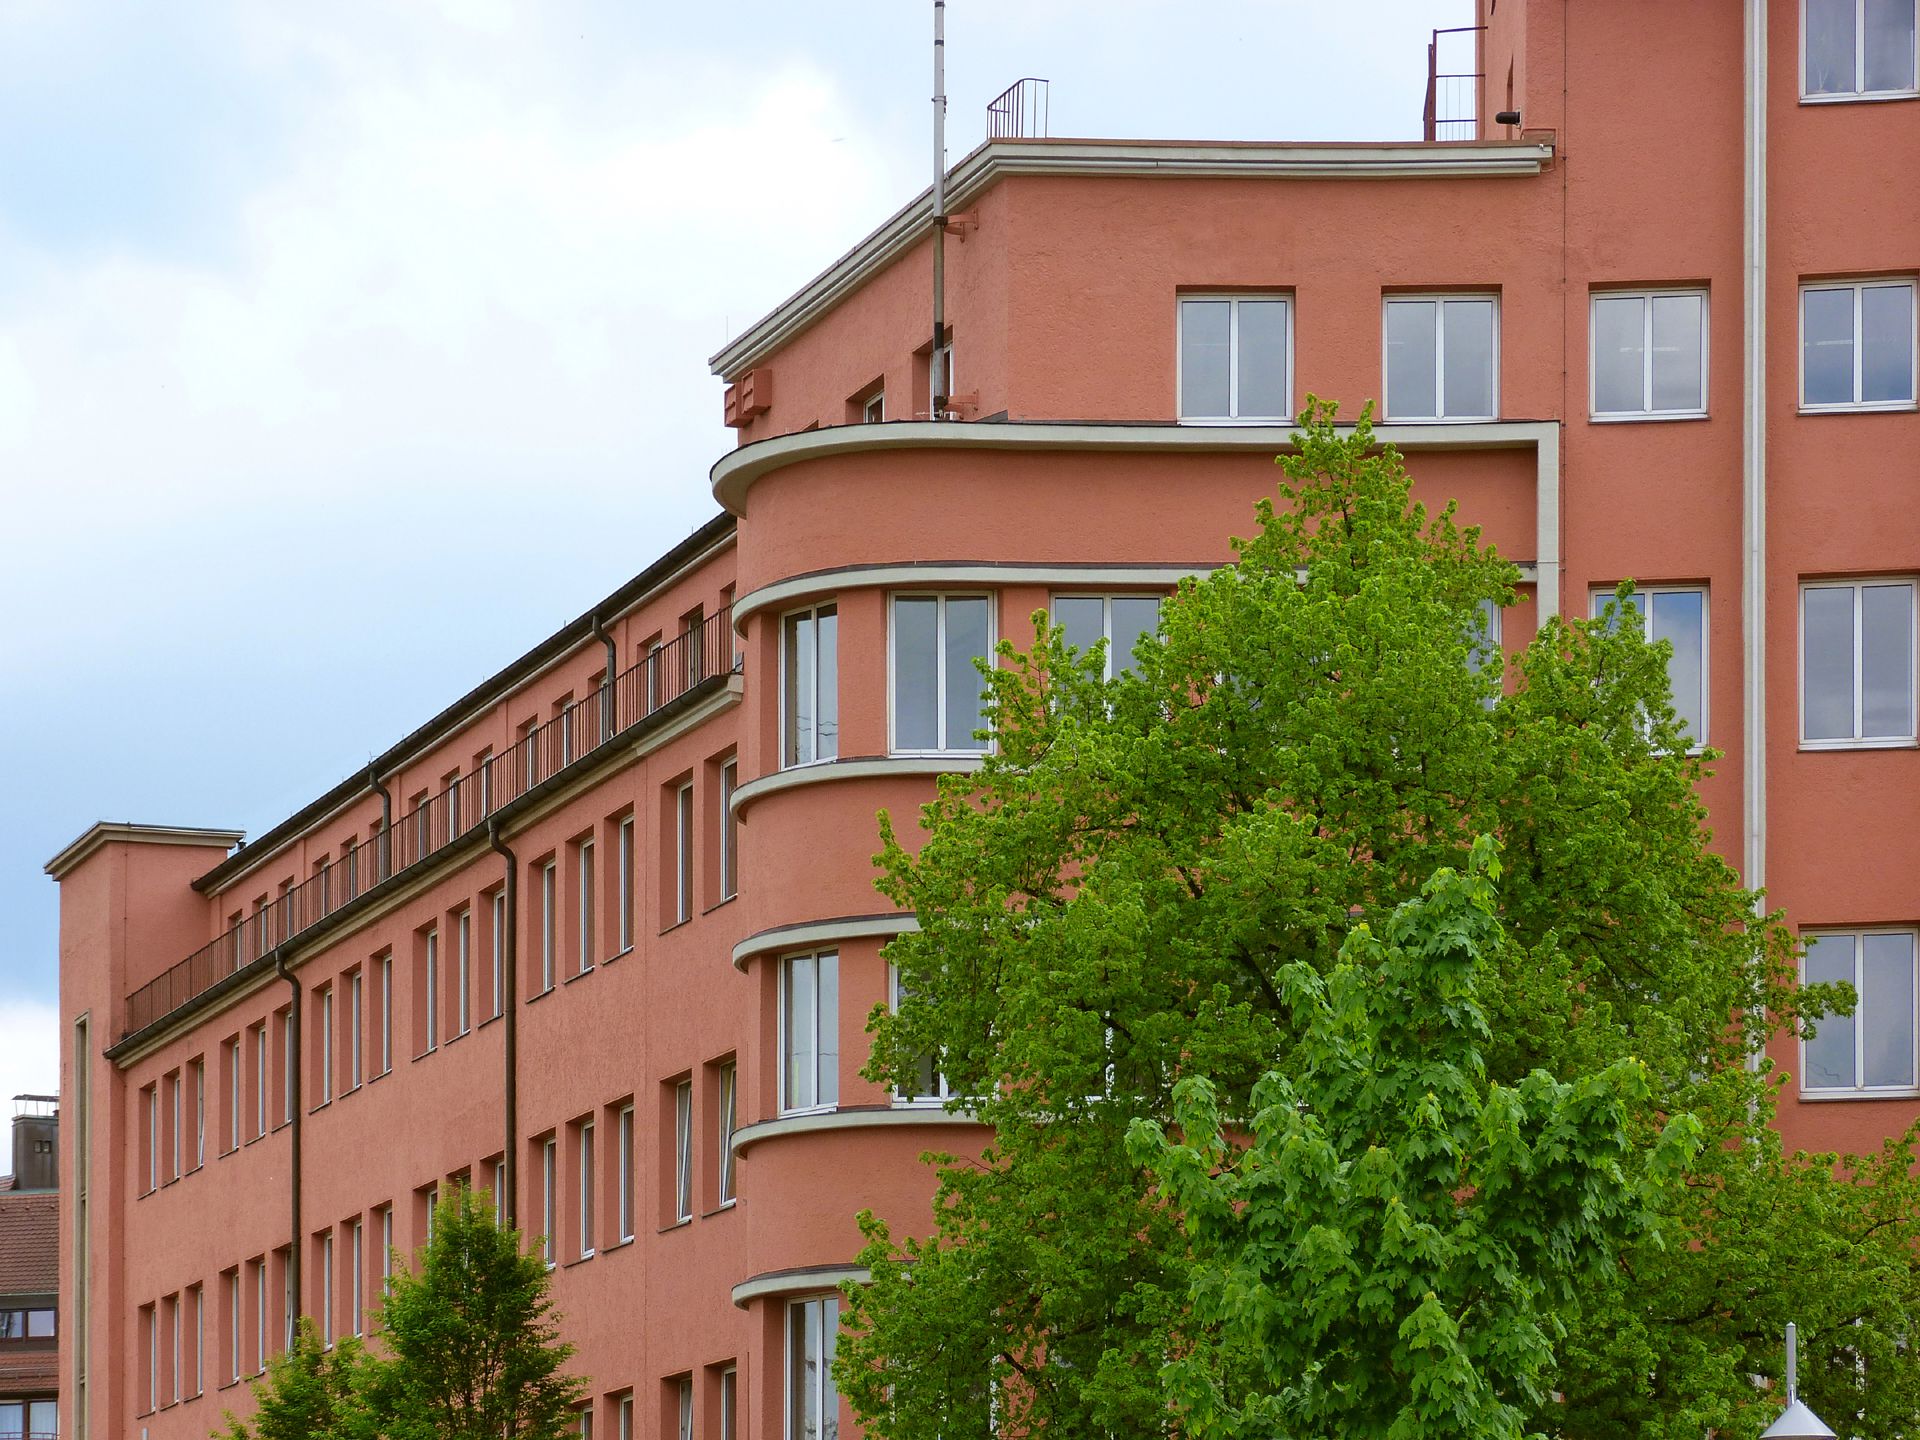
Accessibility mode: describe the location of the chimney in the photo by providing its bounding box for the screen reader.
[9,1095,58,1191]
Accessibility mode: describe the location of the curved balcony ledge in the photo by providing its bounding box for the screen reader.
[732,914,918,971]
[730,1103,980,1157]
[729,754,983,820]
[730,1262,871,1309]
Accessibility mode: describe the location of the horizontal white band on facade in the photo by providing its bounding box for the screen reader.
[730,1103,981,1158]
[729,754,984,821]
[729,1263,872,1309]
[709,140,1555,379]
[732,914,920,971]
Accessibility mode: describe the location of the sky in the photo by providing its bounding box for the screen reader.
[0,0,1472,1101]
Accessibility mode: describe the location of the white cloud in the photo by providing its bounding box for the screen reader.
[0,1001,60,1126]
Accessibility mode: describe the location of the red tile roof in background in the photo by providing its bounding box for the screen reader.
[0,1191,57,1296]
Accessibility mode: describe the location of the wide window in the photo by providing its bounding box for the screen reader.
[783,604,839,767]
[1804,930,1919,1093]
[1801,580,1916,746]
[781,951,839,1114]
[1801,280,1916,410]
[1178,295,1291,421]
[891,595,991,754]
[1590,290,1707,418]
[788,1296,841,1440]
[1803,0,1918,97]
[1384,295,1497,421]
[1053,595,1162,681]
[1591,588,1709,747]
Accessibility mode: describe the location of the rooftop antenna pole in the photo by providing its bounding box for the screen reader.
[931,0,948,420]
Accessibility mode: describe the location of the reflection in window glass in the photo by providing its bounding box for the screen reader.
[1053,595,1163,681]
[1804,930,1918,1092]
[892,596,991,753]
[1801,581,1915,744]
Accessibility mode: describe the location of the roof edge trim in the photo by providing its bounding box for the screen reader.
[46,824,247,880]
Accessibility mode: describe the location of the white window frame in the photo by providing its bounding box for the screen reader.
[320,986,335,1101]
[542,1137,558,1268]
[718,1059,738,1206]
[1050,593,1164,681]
[863,391,884,424]
[889,965,953,1106]
[678,1375,695,1440]
[227,1270,241,1383]
[1590,585,1711,751]
[379,955,393,1074]
[423,927,439,1053]
[193,1059,205,1167]
[720,759,739,900]
[1588,287,1709,420]
[617,1103,636,1242]
[321,1231,335,1347]
[253,1025,267,1138]
[674,1079,694,1224]
[455,907,472,1035]
[1382,293,1500,422]
[227,1038,241,1150]
[541,860,558,992]
[349,972,363,1089]
[1175,293,1294,423]
[889,593,995,756]
[253,1261,266,1373]
[1799,279,1918,412]
[675,782,694,925]
[1801,0,1920,99]
[786,1295,841,1440]
[491,891,508,1017]
[1801,927,1920,1096]
[722,1367,738,1440]
[1799,577,1918,748]
[170,1070,181,1180]
[380,1206,394,1294]
[617,816,635,953]
[351,1219,364,1336]
[779,950,839,1116]
[579,1119,596,1259]
[578,839,596,973]
[782,602,840,769]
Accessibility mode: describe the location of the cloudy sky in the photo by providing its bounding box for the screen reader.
[0,0,1469,1102]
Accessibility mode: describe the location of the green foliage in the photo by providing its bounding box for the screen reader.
[219,1317,372,1440]
[836,398,1920,1440]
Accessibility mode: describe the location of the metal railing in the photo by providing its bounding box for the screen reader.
[122,607,738,1039]
[987,77,1049,139]
[1423,26,1485,141]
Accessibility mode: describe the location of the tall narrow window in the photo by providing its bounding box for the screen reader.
[1177,294,1291,420]
[253,1260,266,1372]
[379,955,394,1074]
[320,986,335,1101]
[168,1071,181,1181]
[320,1231,335,1346]
[619,1394,634,1440]
[717,1060,738,1205]
[380,1206,394,1294]
[721,1366,738,1440]
[579,1120,597,1259]
[253,1024,267,1138]
[351,1219,364,1336]
[542,1138,558,1266]
[1590,289,1708,418]
[1803,0,1918,97]
[194,1283,204,1395]
[281,1010,295,1125]
[541,861,558,992]
[1801,580,1916,746]
[677,1375,694,1440]
[675,783,694,924]
[782,604,840,766]
[674,1080,694,1223]
[493,1159,507,1227]
[349,972,364,1088]
[617,1103,636,1242]
[891,595,992,754]
[1591,588,1710,747]
[227,1270,241,1383]
[1053,595,1163,681]
[1801,280,1916,410]
[456,908,472,1035]
[720,761,739,900]
[226,1038,241,1151]
[788,1296,841,1440]
[781,951,839,1113]
[491,890,508,1018]
[617,816,635,952]
[1804,929,1920,1093]
[578,840,596,972]
[143,1084,158,1191]
[192,1057,206,1167]
[1384,294,1498,421]
[423,927,440,1053]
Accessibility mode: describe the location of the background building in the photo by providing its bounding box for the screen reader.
[48,0,1920,1435]
[2,1096,60,1440]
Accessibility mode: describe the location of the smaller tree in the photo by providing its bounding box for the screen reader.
[218,1317,371,1440]
[1127,840,1703,1440]
[363,1186,587,1440]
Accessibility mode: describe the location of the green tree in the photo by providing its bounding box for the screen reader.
[837,400,1920,1439]
[363,1187,587,1440]
[217,1318,371,1440]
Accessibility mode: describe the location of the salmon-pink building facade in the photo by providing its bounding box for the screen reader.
[47,1,1920,1435]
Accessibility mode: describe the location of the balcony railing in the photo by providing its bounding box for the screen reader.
[1423,25,1485,141]
[122,607,738,1040]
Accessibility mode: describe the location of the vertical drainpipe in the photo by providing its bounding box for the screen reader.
[591,611,617,743]
[369,764,394,882]
[273,951,302,1324]
[1743,0,1768,901]
[488,819,519,1229]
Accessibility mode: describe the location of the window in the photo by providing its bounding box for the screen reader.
[192,1058,205,1168]
[717,1060,738,1205]
[320,1231,335,1346]
[491,890,508,1018]
[252,1259,267,1371]
[1801,580,1916,746]
[253,1024,268,1138]
[0,1403,57,1438]
[578,840,596,973]
[782,951,839,1113]
[676,1375,694,1440]
[720,761,739,901]
[351,1219,364,1336]
[863,391,884,424]
[1053,595,1162,681]
[380,1206,394,1294]
[379,954,393,1074]
[619,1394,635,1440]
[1177,294,1291,421]
[891,595,992,753]
[142,1084,157,1192]
[1383,294,1498,421]
[617,1103,636,1242]
[541,860,558,992]
[891,968,952,1104]
[788,1296,841,1440]
[579,1120,597,1259]
[1804,930,1919,1093]
[722,1366,738,1440]
[348,972,364,1088]
[542,1138,558,1267]
[674,1080,694,1224]
[617,816,636,952]
[167,1071,181,1181]
[675,783,694,925]
[226,1037,241,1151]
[1591,587,1709,747]
[319,986,335,1101]
[1590,289,1708,418]
[423,927,439,1053]
[1801,280,1916,410]
[455,908,472,1035]
[1803,0,1918,97]
[227,1269,241,1383]
[783,604,840,766]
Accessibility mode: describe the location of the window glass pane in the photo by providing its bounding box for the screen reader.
[1591,294,1646,412]
[784,613,815,766]
[1805,0,1857,92]
[1385,300,1438,419]
[25,1309,54,1338]
[785,958,816,1110]
[816,606,838,760]
[1650,590,1707,744]
[943,598,991,752]
[817,952,839,1108]
[1802,587,1857,740]
[1110,597,1162,676]
[1442,299,1496,418]
[1861,284,1915,403]
[1179,300,1231,418]
[1803,288,1856,405]
[1805,933,1857,1088]
[1054,597,1104,658]
[893,599,940,750]
[1863,932,1916,1087]
[1236,301,1289,417]
[1861,583,1914,738]
[1650,292,1705,411]
[0,1406,19,1440]
[28,1405,54,1434]
[1865,0,1917,90]
[1590,590,1643,633]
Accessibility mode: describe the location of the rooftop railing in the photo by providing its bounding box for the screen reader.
[1423,25,1485,141]
[121,607,738,1040]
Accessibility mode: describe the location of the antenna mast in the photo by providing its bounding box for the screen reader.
[931,0,948,420]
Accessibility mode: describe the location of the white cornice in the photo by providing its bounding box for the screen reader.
[729,755,983,821]
[707,138,1555,379]
[731,914,919,971]
[729,1264,871,1309]
[45,824,245,880]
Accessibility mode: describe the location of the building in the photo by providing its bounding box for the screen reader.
[1,1097,60,1440]
[46,0,1920,1434]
